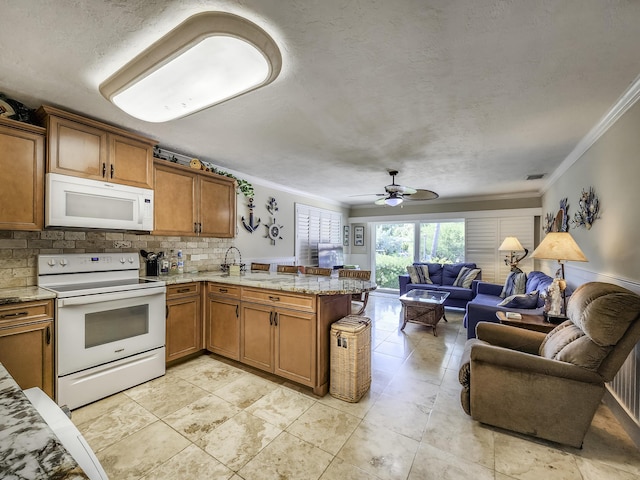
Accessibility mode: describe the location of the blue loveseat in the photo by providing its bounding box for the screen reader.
[464,271,555,339]
[398,262,481,309]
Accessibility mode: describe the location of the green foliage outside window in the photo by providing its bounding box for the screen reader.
[374,221,465,289]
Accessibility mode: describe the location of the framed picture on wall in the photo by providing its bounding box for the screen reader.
[354,226,364,246]
[343,225,349,246]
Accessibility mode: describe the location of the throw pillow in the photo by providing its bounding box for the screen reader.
[498,290,539,309]
[453,266,481,288]
[500,270,527,298]
[406,265,432,284]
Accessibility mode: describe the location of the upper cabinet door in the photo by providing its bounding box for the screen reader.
[36,106,155,189]
[153,161,198,236]
[0,118,45,231]
[47,115,107,180]
[109,134,154,189]
[199,174,236,238]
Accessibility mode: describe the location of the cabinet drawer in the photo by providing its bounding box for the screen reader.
[167,282,200,298]
[241,288,315,312]
[208,283,240,299]
[0,300,53,328]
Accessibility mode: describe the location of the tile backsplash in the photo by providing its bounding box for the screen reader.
[0,230,233,289]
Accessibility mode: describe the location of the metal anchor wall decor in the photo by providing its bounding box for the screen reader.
[241,198,261,233]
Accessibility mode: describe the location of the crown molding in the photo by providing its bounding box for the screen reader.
[542,72,640,193]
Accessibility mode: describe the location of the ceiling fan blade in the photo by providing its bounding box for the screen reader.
[404,189,439,201]
[348,193,385,197]
[374,197,388,205]
[399,185,417,195]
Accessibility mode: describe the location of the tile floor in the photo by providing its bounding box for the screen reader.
[73,293,640,479]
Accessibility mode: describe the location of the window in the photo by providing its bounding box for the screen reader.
[295,204,342,266]
[418,221,465,263]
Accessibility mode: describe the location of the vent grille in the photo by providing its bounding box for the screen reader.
[526,174,545,180]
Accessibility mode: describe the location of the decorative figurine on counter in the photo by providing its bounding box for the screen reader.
[242,197,261,233]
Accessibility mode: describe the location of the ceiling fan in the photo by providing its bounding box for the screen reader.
[370,170,439,206]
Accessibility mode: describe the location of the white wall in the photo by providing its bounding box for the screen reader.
[233,182,349,264]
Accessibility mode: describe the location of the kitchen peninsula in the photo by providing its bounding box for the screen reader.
[155,270,376,396]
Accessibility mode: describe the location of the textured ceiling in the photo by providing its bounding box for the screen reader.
[2,0,640,206]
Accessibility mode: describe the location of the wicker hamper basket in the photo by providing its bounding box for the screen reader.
[330,315,372,402]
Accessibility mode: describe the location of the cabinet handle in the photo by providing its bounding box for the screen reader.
[269,311,273,326]
[177,288,190,293]
[110,164,114,178]
[46,326,51,345]
[165,305,169,319]
[198,223,202,234]
[0,311,28,319]
[102,162,106,177]
[273,312,278,326]
[235,305,239,318]
[219,288,228,293]
[268,296,280,302]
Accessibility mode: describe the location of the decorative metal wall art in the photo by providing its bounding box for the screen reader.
[265,218,284,245]
[572,187,600,230]
[554,198,570,232]
[543,212,555,234]
[267,197,278,214]
[241,198,261,233]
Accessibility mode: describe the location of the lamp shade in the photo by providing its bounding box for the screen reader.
[499,236,525,252]
[531,232,587,262]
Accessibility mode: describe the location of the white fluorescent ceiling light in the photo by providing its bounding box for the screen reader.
[100,12,282,122]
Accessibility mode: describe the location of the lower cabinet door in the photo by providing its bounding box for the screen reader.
[0,320,54,397]
[274,309,316,386]
[240,303,274,372]
[207,295,240,360]
[166,295,202,362]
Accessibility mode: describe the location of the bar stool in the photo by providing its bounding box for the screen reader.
[304,267,332,276]
[338,269,371,314]
[277,265,299,273]
[250,262,271,272]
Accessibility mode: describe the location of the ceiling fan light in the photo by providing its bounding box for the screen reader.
[385,195,403,206]
[99,12,282,122]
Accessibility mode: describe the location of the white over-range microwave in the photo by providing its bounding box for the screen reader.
[46,173,154,232]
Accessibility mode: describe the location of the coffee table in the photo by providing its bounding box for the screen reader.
[399,289,450,336]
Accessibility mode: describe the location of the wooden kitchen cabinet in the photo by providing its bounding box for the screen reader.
[240,288,317,387]
[0,300,54,397]
[36,105,155,189]
[206,283,241,360]
[0,117,45,231]
[165,282,202,363]
[153,160,236,237]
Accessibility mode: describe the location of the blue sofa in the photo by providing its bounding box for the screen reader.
[399,262,481,309]
[464,271,555,339]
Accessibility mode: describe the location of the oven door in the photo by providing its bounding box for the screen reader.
[56,286,166,376]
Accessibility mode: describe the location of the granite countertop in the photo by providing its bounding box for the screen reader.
[145,270,377,295]
[0,286,56,305]
[0,364,89,479]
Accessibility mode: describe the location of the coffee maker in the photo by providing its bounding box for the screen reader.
[140,250,159,276]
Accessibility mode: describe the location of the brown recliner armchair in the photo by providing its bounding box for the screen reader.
[458,281,640,448]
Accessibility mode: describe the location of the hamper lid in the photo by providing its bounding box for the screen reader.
[331,315,371,333]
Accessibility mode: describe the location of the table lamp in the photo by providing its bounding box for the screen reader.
[531,232,587,319]
[498,236,528,271]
